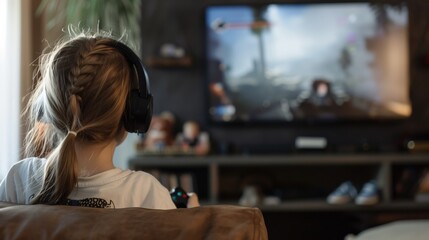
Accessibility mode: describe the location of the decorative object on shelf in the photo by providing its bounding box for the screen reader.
[136,116,210,156]
[136,111,176,153]
[175,121,210,156]
[145,43,193,68]
[160,43,185,58]
[405,140,429,153]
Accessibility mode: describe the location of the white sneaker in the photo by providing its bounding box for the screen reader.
[355,180,380,205]
[327,181,357,204]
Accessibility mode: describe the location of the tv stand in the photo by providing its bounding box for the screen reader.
[129,153,429,239]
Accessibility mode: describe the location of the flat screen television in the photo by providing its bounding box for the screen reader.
[205,1,410,124]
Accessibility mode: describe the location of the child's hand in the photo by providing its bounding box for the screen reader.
[186,192,200,208]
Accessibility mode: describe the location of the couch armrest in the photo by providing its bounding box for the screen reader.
[0,202,268,240]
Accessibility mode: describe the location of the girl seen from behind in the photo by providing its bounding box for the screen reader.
[0,29,196,209]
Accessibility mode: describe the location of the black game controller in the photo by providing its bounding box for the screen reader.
[170,187,189,208]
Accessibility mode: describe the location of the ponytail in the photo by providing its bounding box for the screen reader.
[31,131,78,204]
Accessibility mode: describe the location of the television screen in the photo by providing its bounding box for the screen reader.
[205,2,410,123]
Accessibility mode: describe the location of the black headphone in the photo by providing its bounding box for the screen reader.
[106,41,153,134]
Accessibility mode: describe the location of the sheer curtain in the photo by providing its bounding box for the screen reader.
[0,0,22,179]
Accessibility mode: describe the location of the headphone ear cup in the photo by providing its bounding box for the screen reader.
[144,94,153,132]
[123,90,153,133]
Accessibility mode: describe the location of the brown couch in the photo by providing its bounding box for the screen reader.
[0,202,268,240]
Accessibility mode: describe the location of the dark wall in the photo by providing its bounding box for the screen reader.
[140,0,429,154]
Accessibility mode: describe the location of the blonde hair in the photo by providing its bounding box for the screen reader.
[26,31,132,204]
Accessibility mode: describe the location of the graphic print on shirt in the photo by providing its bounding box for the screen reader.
[63,198,116,208]
[28,194,115,208]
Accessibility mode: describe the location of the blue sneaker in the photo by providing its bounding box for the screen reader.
[355,180,380,205]
[327,181,357,204]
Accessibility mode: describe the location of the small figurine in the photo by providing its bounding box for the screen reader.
[176,121,210,155]
[141,112,176,152]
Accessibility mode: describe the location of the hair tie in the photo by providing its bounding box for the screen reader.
[68,131,77,136]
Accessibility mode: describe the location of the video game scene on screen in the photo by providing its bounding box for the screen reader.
[206,3,410,122]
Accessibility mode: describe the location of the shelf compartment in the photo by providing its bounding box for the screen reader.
[217,165,381,203]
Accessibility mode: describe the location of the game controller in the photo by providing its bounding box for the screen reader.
[170,187,189,208]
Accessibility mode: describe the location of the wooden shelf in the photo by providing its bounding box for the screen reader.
[258,201,429,212]
[144,56,193,68]
[201,200,429,212]
[129,152,429,240]
[130,153,429,166]
[129,153,429,212]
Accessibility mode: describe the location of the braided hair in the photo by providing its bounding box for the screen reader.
[26,31,132,204]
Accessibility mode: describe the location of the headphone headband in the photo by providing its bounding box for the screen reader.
[106,41,151,98]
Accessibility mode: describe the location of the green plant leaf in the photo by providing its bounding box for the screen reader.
[37,0,141,48]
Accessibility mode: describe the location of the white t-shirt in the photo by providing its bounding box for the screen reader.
[0,158,176,209]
